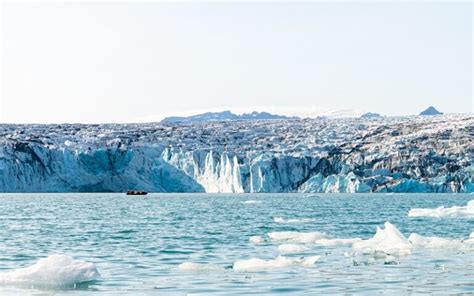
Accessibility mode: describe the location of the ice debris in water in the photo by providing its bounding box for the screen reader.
[465,232,474,246]
[178,262,225,272]
[408,233,474,251]
[241,200,261,204]
[249,236,264,245]
[273,217,316,223]
[278,244,310,254]
[315,238,362,247]
[233,255,320,271]
[352,222,412,256]
[408,200,474,218]
[268,231,326,244]
[0,255,100,287]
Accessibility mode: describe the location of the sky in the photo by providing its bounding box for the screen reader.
[1,1,472,123]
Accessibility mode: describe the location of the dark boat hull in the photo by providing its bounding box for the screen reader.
[126,190,148,195]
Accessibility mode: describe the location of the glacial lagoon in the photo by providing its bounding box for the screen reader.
[0,193,472,294]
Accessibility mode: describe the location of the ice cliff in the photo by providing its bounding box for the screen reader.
[0,114,472,193]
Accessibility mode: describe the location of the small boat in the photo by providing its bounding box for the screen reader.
[126,190,148,195]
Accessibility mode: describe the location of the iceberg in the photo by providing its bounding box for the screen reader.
[178,262,225,272]
[0,255,100,288]
[315,238,362,247]
[241,200,261,204]
[408,200,474,218]
[465,232,474,246]
[233,255,320,271]
[352,222,412,256]
[277,244,310,253]
[249,235,264,244]
[268,231,326,244]
[408,233,473,251]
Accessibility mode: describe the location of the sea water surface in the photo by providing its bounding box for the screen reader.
[0,193,472,295]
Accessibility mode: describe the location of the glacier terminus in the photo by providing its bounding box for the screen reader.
[0,114,472,193]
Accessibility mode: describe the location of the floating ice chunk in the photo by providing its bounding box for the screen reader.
[249,235,264,244]
[273,217,316,223]
[315,238,362,247]
[278,244,309,253]
[241,200,261,204]
[233,255,320,271]
[268,231,326,244]
[273,217,285,223]
[408,233,467,250]
[408,200,474,218]
[352,222,412,256]
[465,232,474,246]
[408,233,474,251]
[178,262,224,272]
[0,255,100,287]
[297,256,320,267]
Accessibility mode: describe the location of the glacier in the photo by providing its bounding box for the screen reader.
[0,114,472,193]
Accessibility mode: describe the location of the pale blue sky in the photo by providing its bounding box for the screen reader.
[1,1,472,123]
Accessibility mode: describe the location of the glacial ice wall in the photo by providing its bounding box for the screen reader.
[0,144,204,192]
[161,148,244,193]
[161,149,473,193]
[0,114,472,193]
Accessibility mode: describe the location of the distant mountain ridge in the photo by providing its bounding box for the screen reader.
[161,111,298,123]
[161,107,447,123]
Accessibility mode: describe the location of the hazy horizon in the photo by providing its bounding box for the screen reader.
[1,1,472,123]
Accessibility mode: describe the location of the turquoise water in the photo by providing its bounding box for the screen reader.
[0,193,472,295]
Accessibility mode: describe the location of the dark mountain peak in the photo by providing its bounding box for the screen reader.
[420,106,443,116]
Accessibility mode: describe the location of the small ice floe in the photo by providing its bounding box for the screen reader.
[241,200,261,205]
[249,235,264,245]
[233,255,320,271]
[352,254,398,266]
[315,238,362,247]
[0,255,100,288]
[408,200,474,218]
[466,232,474,245]
[273,217,316,224]
[408,233,474,251]
[463,232,474,248]
[383,256,400,265]
[277,244,309,254]
[352,222,412,256]
[268,231,326,244]
[178,262,225,272]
